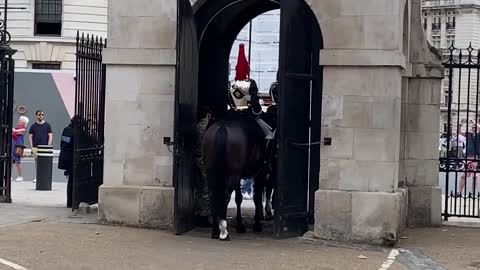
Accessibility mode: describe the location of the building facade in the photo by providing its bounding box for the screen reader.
[4,0,107,148]
[421,0,480,134]
[228,10,280,93]
[7,0,107,70]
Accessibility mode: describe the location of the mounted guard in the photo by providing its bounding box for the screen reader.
[202,44,274,240]
[227,43,273,139]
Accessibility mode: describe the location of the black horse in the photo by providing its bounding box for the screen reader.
[202,79,269,240]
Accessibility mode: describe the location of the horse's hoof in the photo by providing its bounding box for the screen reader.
[219,235,231,241]
[236,225,246,234]
[253,223,263,232]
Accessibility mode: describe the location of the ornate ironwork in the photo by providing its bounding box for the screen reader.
[0,19,11,45]
[72,31,106,210]
[0,0,21,203]
[441,43,480,220]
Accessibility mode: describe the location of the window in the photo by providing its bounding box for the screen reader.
[432,17,441,30]
[31,62,61,70]
[432,36,441,48]
[424,18,427,30]
[446,35,455,47]
[35,0,62,36]
[447,16,456,29]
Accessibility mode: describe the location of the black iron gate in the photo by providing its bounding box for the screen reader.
[275,0,322,237]
[440,44,480,219]
[72,32,106,209]
[0,44,15,203]
[174,0,198,234]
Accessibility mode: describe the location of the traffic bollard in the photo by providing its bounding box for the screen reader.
[36,145,53,191]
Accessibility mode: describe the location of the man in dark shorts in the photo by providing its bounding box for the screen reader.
[29,110,53,183]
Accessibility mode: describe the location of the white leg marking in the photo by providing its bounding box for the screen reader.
[0,258,29,270]
[378,249,399,270]
[219,219,229,240]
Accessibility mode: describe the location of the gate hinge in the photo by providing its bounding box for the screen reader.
[163,137,176,154]
[163,137,174,146]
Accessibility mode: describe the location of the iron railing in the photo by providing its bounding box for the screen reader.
[0,46,15,203]
[72,32,106,209]
[0,5,15,203]
[440,43,480,220]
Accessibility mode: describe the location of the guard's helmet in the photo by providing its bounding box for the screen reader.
[228,79,251,108]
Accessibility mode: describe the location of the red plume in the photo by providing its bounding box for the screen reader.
[235,43,250,80]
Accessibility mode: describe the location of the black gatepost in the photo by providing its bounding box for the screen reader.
[0,1,17,203]
[72,32,106,210]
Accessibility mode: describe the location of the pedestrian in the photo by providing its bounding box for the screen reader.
[194,106,213,226]
[11,116,29,182]
[28,110,53,183]
[58,116,76,208]
[240,177,254,199]
[458,119,480,196]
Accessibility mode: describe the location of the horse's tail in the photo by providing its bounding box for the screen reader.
[207,123,228,187]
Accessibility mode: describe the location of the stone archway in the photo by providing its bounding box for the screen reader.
[175,0,323,236]
[100,0,443,245]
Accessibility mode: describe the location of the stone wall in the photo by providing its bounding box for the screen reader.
[98,0,177,229]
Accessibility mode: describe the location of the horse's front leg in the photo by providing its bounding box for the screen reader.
[265,172,274,220]
[235,184,246,233]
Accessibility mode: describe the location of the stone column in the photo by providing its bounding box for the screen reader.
[98,0,177,229]
[401,0,443,227]
[312,0,408,244]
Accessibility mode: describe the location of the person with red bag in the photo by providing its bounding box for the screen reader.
[12,116,29,182]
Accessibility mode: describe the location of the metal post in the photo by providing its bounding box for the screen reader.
[248,20,252,65]
[35,145,53,190]
[3,0,7,44]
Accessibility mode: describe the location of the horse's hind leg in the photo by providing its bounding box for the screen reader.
[253,171,266,232]
[217,189,231,241]
[265,172,274,220]
[209,191,220,239]
[235,185,246,233]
